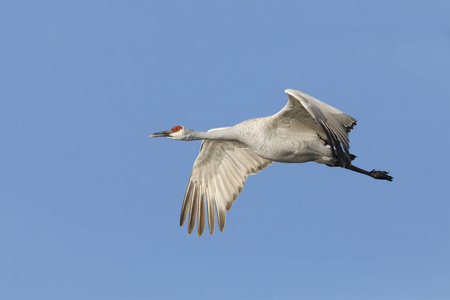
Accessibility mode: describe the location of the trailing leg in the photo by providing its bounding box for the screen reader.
[345,164,393,181]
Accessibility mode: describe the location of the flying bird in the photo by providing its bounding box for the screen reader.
[150,89,393,236]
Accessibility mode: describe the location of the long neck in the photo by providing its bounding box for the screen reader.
[191,127,239,141]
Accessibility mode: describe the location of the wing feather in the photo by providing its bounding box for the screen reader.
[188,184,198,235]
[197,183,207,236]
[180,181,193,227]
[180,139,273,236]
[206,183,215,235]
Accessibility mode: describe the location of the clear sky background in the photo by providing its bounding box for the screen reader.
[1,1,449,299]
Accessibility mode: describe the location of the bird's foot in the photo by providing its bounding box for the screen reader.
[370,169,393,181]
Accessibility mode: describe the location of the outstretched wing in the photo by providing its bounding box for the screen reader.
[180,137,273,237]
[272,89,357,167]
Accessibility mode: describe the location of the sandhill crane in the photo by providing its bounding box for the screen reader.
[150,89,393,236]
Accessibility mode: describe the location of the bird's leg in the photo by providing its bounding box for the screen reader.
[345,164,393,181]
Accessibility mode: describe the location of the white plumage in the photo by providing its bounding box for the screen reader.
[150,89,392,236]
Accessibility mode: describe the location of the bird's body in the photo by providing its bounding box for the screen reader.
[151,89,392,236]
[205,119,333,164]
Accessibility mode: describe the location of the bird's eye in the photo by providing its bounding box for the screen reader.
[171,125,183,132]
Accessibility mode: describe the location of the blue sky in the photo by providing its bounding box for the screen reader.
[1,1,449,299]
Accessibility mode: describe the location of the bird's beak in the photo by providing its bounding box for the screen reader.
[149,130,171,138]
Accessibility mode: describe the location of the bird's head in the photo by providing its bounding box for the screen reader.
[149,125,194,141]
